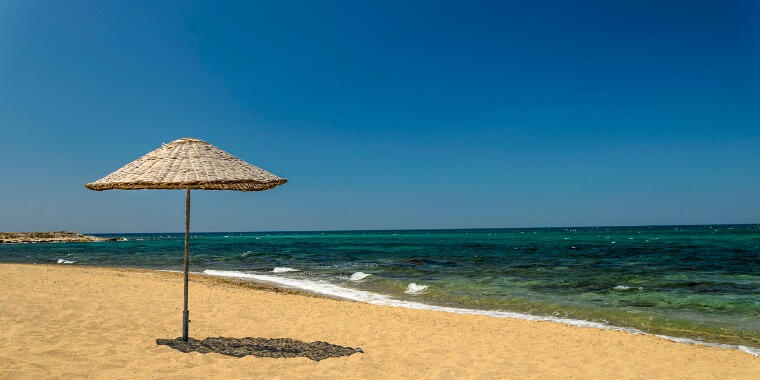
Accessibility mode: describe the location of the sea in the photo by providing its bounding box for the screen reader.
[2,225,759,355]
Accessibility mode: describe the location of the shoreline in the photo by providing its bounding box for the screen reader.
[15,263,760,358]
[2,263,760,378]
[199,268,760,357]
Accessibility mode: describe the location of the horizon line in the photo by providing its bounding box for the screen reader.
[85,222,759,235]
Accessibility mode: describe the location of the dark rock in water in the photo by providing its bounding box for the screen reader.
[156,337,362,361]
[399,258,458,267]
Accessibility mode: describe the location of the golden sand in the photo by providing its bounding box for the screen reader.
[1,264,758,379]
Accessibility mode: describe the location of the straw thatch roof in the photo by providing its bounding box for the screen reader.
[85,138,287,191]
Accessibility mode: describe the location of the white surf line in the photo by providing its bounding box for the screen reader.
[272,267,300,273]
[200,269,760,357]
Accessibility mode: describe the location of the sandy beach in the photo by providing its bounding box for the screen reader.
[1,264,758,379]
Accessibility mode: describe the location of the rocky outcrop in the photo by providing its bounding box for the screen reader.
[0,231,118,243]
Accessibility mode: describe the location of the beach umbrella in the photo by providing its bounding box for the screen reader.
[85,138,287,341]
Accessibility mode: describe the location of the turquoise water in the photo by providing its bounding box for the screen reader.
[2,225,759,350]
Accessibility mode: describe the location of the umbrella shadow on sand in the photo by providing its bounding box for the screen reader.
[156,337,363,362]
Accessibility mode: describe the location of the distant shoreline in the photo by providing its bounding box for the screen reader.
[0,231,119,244]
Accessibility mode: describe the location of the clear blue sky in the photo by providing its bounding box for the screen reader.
[1,0,758,232]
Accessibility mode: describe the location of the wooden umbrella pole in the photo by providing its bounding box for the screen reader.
[182,187,190,342]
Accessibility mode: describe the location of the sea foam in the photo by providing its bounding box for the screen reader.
[404,283,428,294]
[200,269,760,357]
[272,267,299,273]
[613,285,643,291]
[349,272,371,281]
[57,259,75,264]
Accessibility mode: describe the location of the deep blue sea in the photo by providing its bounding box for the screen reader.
[2,225,759,353]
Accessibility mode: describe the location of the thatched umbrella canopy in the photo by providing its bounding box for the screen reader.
[86,137,287,341]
